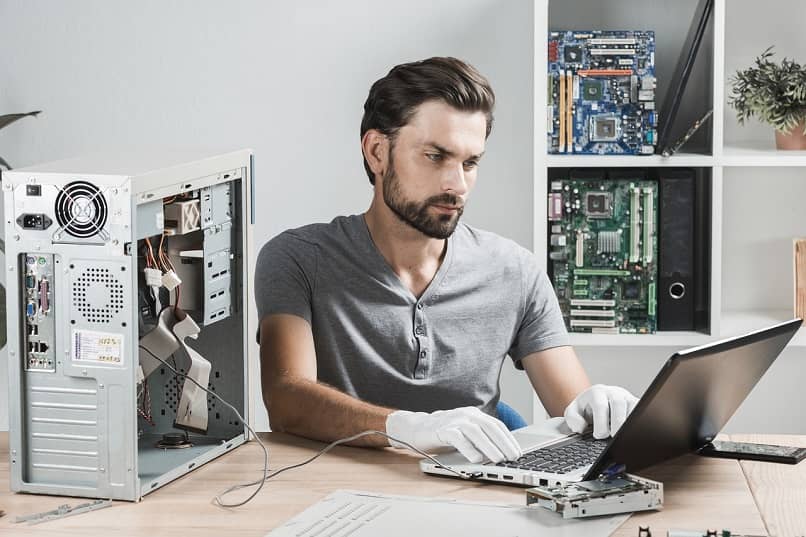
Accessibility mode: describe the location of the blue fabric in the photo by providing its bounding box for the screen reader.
[496,401,527,431]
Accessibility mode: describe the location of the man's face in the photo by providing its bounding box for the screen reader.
[380,100,487,239]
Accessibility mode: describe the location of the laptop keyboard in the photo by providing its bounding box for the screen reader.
[491,435,608,474]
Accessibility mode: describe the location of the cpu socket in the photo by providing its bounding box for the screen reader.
[590,115,621,142]
[584,192,612,218]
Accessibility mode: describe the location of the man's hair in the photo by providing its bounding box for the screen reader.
[360,57,495,185]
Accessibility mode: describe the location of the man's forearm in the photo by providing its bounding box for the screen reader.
[265,377,394,447]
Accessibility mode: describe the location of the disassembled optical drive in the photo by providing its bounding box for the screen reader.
[526,473,663,519]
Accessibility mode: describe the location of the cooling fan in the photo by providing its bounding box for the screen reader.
[53,180,110,241]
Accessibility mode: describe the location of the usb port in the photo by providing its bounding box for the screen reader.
[486,473,498,479]
[503,475,514,480]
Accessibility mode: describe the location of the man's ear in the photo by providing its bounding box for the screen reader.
[361,129,389,178]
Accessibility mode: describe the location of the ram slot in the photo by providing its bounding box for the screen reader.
[570,319,617,328]
[570,310,616,318]
[630,187,641,263]
[575,230,584,267]
[559,72,566,153]
[570,299,616,307]
[566,72,574,152]
[643,188,654,264]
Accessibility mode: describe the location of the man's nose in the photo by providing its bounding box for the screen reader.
[442,164,469,196]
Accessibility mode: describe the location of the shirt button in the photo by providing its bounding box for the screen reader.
[417,303,424,310]
[415,326,424,336]
[420,350,427,358]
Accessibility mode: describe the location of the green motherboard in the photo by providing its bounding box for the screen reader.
[548,171,658,334]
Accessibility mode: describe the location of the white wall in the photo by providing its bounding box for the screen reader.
[2,0,801,436]
[0,0,535,430]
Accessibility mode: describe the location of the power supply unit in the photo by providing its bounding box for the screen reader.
[2,149,255,500]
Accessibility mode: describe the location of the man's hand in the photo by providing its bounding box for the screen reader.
[385,407,523,463]
[563,384,639,439]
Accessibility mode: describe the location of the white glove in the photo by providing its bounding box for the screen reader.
[563,384,639,440]
[385,407,523,463]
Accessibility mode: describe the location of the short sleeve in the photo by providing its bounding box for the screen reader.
[254,231,318,342]
[508,254,570,369]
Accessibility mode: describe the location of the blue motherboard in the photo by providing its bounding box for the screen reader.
[548,30,657,155]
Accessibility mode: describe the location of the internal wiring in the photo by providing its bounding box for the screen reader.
[137,345,471,509]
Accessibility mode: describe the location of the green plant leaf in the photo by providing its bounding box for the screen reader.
[728,47,806,132]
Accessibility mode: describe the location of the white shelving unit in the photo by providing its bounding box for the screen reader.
[534,0,806,350]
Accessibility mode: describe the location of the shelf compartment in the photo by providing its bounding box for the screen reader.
[721,143,806,167]
[546,152,714,168]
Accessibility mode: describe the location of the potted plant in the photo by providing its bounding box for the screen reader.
[728,47,806,150]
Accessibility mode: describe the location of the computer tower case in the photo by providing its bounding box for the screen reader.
[3,149,254,500]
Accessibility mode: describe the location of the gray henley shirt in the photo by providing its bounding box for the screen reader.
[255,214,569,415]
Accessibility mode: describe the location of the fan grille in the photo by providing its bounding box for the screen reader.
[55,181,108,238]
[73,267,124,323]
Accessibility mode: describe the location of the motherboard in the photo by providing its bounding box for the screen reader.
[548,30,657,155]
[548,170,658,334]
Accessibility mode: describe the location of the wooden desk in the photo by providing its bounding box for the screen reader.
[0,432,803,536]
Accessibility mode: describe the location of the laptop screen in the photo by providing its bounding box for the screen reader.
[584,318,801,479]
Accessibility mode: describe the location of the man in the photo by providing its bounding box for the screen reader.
[256,57,637,464]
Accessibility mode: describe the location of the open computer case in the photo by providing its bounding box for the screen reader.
[2,149,255,500]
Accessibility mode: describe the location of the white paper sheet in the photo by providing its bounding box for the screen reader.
[265,489,629,537]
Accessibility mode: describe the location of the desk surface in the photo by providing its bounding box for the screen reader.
[1,432,804,536]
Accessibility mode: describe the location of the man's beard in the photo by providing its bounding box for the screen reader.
[381,161,464,240]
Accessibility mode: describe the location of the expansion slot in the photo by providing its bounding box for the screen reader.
[643,188,654,264]
[547,74,554,134]
[572,269,630,277]
[575,230,584,267]
[630,187,641,263]
[570,319,616,328]
[591,327,620,335]
[648,282,656,316]
[577,69,634,77]
[588,38,637,45]
[590,48,637,55]
[570,299,616,307]
[570,310,616,318]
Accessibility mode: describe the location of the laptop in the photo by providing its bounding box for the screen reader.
[420,318,801,487]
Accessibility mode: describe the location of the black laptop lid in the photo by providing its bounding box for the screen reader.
[584,319,801,479]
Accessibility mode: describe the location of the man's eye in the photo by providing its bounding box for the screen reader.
[464,160,479,169]
[426,153,443,162]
